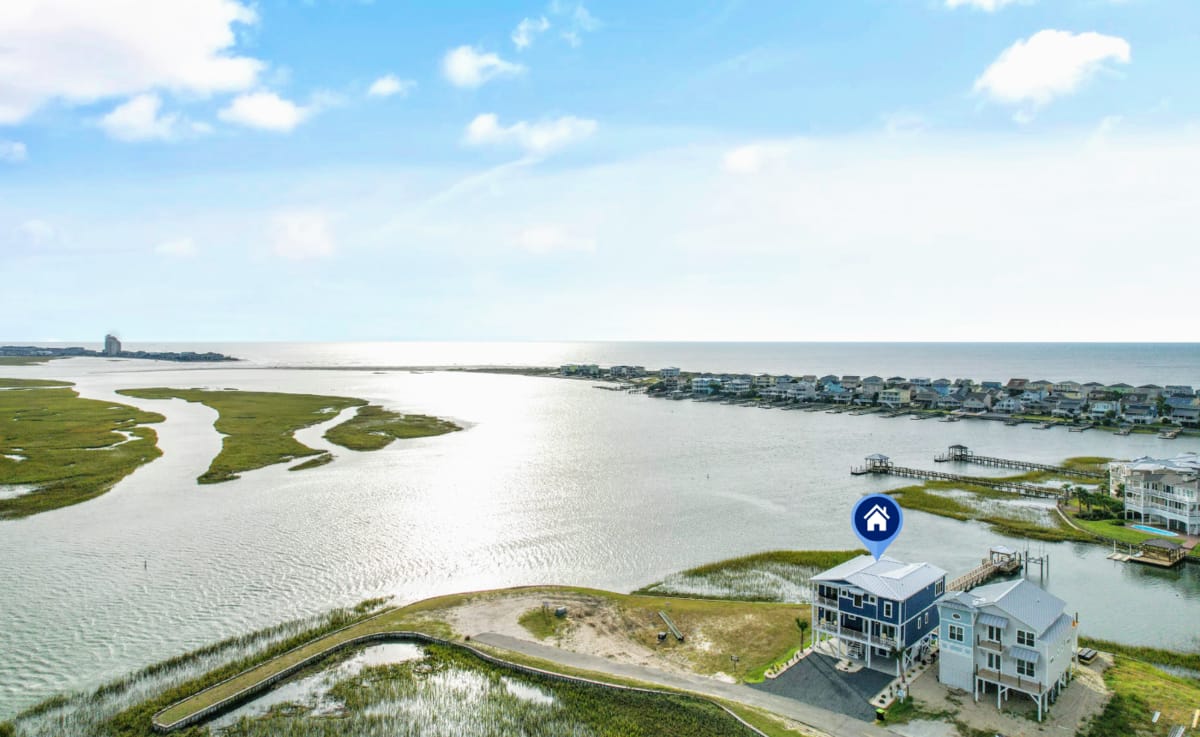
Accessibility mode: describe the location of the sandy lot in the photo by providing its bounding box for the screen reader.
[440,589,737,683]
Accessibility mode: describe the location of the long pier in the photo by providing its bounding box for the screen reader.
[932,445,1105,480]
[851,455,1066,499]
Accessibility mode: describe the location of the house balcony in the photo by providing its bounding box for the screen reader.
[815,623,898,650]
[816,595,839,608]
[977,636,1004,653]
[977,668,1044,695]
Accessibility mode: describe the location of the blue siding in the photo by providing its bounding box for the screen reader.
[821,575,945,649]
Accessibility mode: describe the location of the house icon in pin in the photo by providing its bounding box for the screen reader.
[863,504,890,533]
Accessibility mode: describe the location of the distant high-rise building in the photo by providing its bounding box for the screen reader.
[104,334,121,356]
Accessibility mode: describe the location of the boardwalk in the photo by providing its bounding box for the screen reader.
[933,445,1105,480]
[948,548,1024,591]
[852,455,1066,499]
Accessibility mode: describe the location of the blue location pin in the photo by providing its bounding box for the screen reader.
[852,494,904,560]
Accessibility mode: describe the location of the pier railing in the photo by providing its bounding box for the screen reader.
[851,463,1066,499]
[933,447,1105,480]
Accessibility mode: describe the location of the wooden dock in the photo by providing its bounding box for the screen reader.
[932,445,1105,480]
[851,455,1066,498]
[1069,424,1094,433]
[948,548,1024,592]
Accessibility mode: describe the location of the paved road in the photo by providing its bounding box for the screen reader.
[472,632,905,737]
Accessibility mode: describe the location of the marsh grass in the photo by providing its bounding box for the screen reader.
[11,609,368,737]
[887,482,1092,543]
[0,382,164,518]
[117,389,461,484]
[219,644,757,737]
[634,549,862,602]
[117,388,363,483]
[324,405,460,451]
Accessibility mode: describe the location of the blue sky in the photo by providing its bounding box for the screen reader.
[3,0,1199,342]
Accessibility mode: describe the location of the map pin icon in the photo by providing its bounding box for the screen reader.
[852,493,904,561]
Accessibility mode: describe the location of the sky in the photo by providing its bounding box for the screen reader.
[2,0,1199,343]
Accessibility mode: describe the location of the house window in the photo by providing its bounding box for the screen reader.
[868,595,877,606]
[987,625,1001,642]
[924,612,930,626]
[948,625,964,642]
[853,594,862,608]
[883,601,893,618]
[1017,630,1036,647]
[935,580,944,595]
[1016,659,1035,677]
[987,652,1001,671]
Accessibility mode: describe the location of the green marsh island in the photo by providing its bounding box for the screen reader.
[116,388,461,483]
[0,378,164,519]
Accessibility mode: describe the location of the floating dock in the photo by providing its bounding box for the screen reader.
[931,445,1106,480]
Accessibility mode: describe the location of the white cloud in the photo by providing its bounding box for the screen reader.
[98,94,208,141]
[464,113,596,156]
[155,237,196,257]
[0,0,262,124]
[367,75,415,98]
[512,16,550,50]
[722,143,792,174]
[945,0,1028,11]
[442,46,525,88]
[975,30,1131,113]
[269,211,334,259]
[0,140,27,163]
[550,1,599,46]
[218,92,309,132]
[17,219,56,245]
[515,225,595,254]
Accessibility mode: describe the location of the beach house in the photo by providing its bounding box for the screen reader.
[811,555,946,675]
[936,579,1078,722]
[1112,453,1200,535]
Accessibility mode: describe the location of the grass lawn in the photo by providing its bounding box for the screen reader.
[1081,657,1200,737]
[518,606,571,641]
[117,388,460,483]
[634,549,862,603]
[0,381,164,519]
[323,403,460,450]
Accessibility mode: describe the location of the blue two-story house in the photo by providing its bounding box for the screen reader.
[811,555,947,675]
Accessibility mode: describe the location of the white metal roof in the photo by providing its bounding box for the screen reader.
[812,555,947,600]
[940,579,1067,635]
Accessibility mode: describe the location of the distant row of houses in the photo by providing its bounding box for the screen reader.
[589,364,1200,426]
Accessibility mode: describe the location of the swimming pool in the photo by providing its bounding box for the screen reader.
[1130,524,1178,537]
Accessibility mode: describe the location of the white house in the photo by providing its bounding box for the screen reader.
[660,367,681,379]
[936,579,1078,722]
[962,392,993,412]
[1113,453,1200,534]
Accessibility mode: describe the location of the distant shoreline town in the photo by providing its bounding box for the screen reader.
[556,363,1200,430]
[0,334,238,363]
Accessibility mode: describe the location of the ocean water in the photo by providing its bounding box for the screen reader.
[0,343,1198,718]
[18,341,1200,386]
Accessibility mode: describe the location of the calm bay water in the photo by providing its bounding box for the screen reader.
[0,342,1198,717]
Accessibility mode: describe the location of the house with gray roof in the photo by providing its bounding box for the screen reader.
[811,555,946,675]
[1112,453,1200,534]
[936,579,1078,721]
